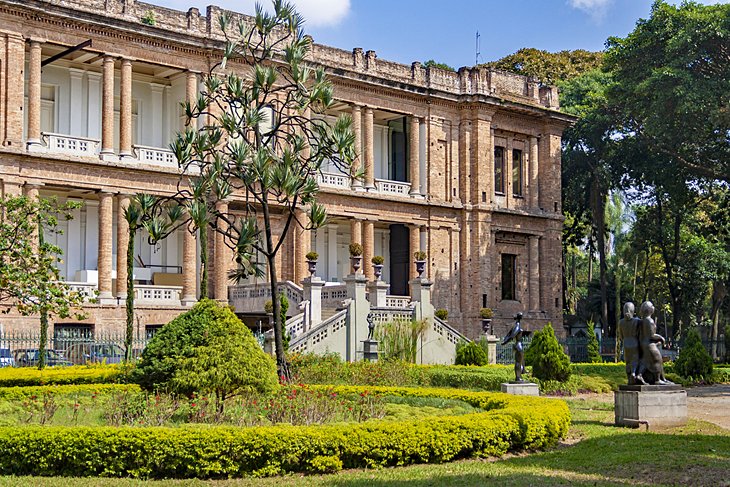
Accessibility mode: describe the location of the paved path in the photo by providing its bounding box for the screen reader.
[686,384,730,430]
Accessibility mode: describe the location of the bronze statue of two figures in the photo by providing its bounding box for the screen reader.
[502,313,531,383]
[618,301,673,385]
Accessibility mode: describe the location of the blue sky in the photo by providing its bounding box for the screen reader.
[154,0,729,69]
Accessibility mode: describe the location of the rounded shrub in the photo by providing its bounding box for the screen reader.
[455,341,488,366]
[525,323,571,382]
[132,299,278,403]
[674,328,713,380]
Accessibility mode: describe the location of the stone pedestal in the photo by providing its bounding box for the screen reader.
[485,335,499,365]
[614,385,687,428]
[362,339,379,362]
[367,280,389,308]
[501,382,539,396]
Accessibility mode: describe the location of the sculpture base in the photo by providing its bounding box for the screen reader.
[362,339,379,362]
[501,382,539,396]
[614,386,687,429]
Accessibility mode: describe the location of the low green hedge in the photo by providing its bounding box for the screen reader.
[0,365,122,387]
[0,386,569,478]
[0,383,140,400]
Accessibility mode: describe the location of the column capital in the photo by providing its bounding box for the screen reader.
[27,38,46,46]
[24,181,44,190]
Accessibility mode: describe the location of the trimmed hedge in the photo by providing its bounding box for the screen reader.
[0,365,122,387]
[0,386,569,478]
[0,383,140,400]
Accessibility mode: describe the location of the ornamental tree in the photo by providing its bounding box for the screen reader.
[171,0,355,377]
[0,195,86,369]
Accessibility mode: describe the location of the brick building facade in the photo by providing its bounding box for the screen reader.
[0,0,572,340]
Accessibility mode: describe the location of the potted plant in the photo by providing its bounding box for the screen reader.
[371,255,384,280]
[349,242,363,273]
[480,307,493,335]
[305,251,318,276]
[435,308,448,322]
[413,250,427,277]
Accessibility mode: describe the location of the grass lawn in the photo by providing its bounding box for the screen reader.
[1,395,727,486]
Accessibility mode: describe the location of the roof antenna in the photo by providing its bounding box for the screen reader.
[475,31,481,66]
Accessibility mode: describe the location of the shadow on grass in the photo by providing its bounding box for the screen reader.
[317,432,729,487]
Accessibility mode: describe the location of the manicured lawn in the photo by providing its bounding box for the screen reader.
[1,395,727,486]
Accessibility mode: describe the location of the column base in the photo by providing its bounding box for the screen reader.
[99,151,118,162]
[119,152,135,162]
[97,292,117,305]
[181,296,198,307]
[364,182,376,190]
[26,140,45,153]
[409,191,425,199]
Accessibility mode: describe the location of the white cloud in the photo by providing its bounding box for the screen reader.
[567,0,612,21]
[156,0,350,27]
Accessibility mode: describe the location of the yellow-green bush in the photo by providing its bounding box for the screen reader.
[0,365,122,387]
[0,386,569,478]
[0,383,140,400]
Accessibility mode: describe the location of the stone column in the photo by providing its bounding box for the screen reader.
[185,70,198,105]
[302,275,325,327]
[408,224,421,280]
[26,40,43,150]
[86,72,102,139]
[529,235,540,311]
[529,136,539,208]
[362,220,374,280]
[100,55,116,160]
[408,116,421,196]
[182,220,197,306]
[119,58,133,160]
[214,200,230,301]
[97,191,115,303]
[116,194,131,300]
[293,208,308,285]
[1,179,23,197]
[351,104,363,190]
[350,218,362,245]
[363,106,375,189]
[24,184,41,250]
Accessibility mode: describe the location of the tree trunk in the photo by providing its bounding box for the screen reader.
[262,202,288,380]
[37,220,47,370]
[38,309,48,370]
[198,225,208,299]
[591,179,609,336]
[614,263,621,339]
[710,281,727,360]
[125,228,135,362]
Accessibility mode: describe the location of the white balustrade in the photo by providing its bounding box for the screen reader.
[289,309,348,354]
[385,295,411,308]
[228,281,304,314]
[320,283,348,308]
[374,178,411,196]
[134,145,177,168]
[42,133,100,156]
[134,285,182,305]
[434,316,469,345]
[63,282,97,302]
[317,171,350,189]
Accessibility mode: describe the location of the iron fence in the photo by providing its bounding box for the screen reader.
[0,331,149,366]
[495,335,726,365]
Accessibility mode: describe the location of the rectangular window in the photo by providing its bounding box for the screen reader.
[494,146,505,194]
[512,149,523,197]
[501,254,516,301]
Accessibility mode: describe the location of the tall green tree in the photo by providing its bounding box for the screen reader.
[605,0,730,182]
[560,69,619,335]
[171,0,355,378]
[0,195,86,369]
[482,48,603,85]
